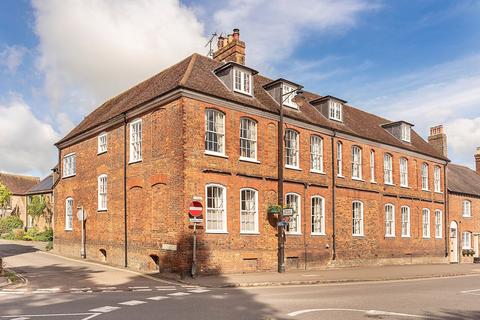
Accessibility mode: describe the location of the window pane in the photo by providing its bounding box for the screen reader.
[240,189,257,233]
[286,194,300,233]
[311,197,324,234]
[206,185,226,232]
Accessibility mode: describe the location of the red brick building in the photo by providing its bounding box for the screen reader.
[53,30,451,273]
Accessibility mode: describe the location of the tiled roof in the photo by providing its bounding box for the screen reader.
[26,175,54,195]
[447,164,480,197]
[0,172,40,195]
[56,53,448,161]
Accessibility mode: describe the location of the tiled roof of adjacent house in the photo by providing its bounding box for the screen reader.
[26,174,54,195]
[447,164,480,197]
[56,53,448,161]
[0,172,40,195]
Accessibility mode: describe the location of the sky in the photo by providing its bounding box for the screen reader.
[1,0,480,178]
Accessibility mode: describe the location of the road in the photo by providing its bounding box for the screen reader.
[1,241,480,319]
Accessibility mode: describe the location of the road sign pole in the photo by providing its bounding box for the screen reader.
[192,222,197,278]
[81,209,86,259]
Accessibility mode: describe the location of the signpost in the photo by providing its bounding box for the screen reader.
[77,206,87,259]
[189,200,203,278]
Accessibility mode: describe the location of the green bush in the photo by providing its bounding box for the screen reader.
[0,216,23,234]
[22,228,53,242]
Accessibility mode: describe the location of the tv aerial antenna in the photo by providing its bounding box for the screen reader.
[205,32,220,57]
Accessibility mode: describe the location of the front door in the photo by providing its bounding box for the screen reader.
[474,234,479,258]
[450,221,458,263]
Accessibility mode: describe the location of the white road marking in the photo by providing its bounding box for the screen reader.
[168,292,191,296]
[10,317,29,320]
[118,300,146,306]
[1,313,101,320]
[288,308,427,318]
[155,286,176,289]
[461,288,480,295]
[128,286,149,289]
[89,306,121,313]
[147,296,169,301]
[132,288,152,292]
[188,289,211,293]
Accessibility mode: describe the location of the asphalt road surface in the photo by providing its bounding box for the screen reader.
[1,241,479,320]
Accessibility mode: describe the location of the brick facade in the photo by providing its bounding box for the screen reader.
[53,95,449,274]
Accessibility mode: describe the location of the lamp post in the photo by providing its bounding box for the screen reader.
[77,206,86,259]
[278,87,304,273]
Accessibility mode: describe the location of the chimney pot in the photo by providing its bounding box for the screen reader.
[233,28,240,41]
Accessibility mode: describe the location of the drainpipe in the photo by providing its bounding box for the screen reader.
[331,132,337,260]
[303,182,308,270]
[444,163,448,258]
[123,113,128,267]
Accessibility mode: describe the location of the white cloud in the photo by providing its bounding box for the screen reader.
[446,118,480,168]
[212,0,379,69]
[0,97,59,176]
[32,0,207,114]
[0,45,27,73]
[350,54,480,166]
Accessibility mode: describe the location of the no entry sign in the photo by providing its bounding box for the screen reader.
[189,201,203,217]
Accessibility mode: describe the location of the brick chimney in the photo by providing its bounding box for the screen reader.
[213,28,246,65]
[428,125,447,157]
[475,147,480,174]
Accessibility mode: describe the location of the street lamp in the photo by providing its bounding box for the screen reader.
[277,87,304,273]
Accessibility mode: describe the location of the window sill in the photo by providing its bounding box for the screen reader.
[370,180,377,184]
[400,185,410,189]
[434,191,443,194]
[62,174,76,179]
[385,235,395,239]
[423,237,431,240]
[129,159,142,164]
[240,232,260,235]
[97,151,107,155]
[239,157,260,164]
[384,182,395,186]
[462,215,472,218]
[310,170,326,175]
[97,209,108,212]
[286,232,302,236]
[311,232,326,236]
[352,177,364,181]
[205,151,228,159]
[401,235,411,238]
[435,236,443,239]
[337,175,345,179]
[65,229,72,232]
[421,189,430,192]
[353,234,365,238]
[233,88,253,97]
[205,231,228,234]
[285,165,302,171]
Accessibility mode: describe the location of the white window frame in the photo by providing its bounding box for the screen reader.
[463,231,472,249]
[400,157,408,187]
[385,204,395,237]
[401,206,410,237]
[311,196,325,235]
[421,163,429,191]
[239,118,257,161]
[62,153,76,178]
[98,174,107,211]
[129,119,142,163]
[337,141,343,177]
[435,210,442,238]
[205,184,227,233]
[384,154,393,185]
[422,208,430,238]
[233,68,252,96]
[370,150,375,182]
[352,201,364,236]
[283,84,298,109]
[98,132,107,154]
[401,124,411,142]
[434,166,441,192]
[463,200,471,217]
[329,100,342,121]
[285,129,300,169]
[240,188,258,234]
[65,197,73,231]
[310,135,324,173]
[285,193,301,234]
[351,146,362,180]
[205,109,226,156]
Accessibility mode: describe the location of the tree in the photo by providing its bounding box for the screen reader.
[0,183,12,216]
[27,195,47,227]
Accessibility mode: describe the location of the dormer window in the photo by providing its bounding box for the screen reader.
[283,84,297,109]
[234,68,251,95]
[401,123,411,142]
[329,100,342,121]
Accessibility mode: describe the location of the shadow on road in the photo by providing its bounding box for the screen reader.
[0,242,39,258]
[426,310,480,320]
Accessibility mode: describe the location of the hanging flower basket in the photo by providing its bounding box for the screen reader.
[267,205,282,215]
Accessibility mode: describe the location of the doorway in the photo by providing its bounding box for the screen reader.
[474,234,479,259]
[450,221,458,263]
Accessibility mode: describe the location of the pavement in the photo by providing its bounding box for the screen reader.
[1,240,480,319]
[168,263,480,288]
